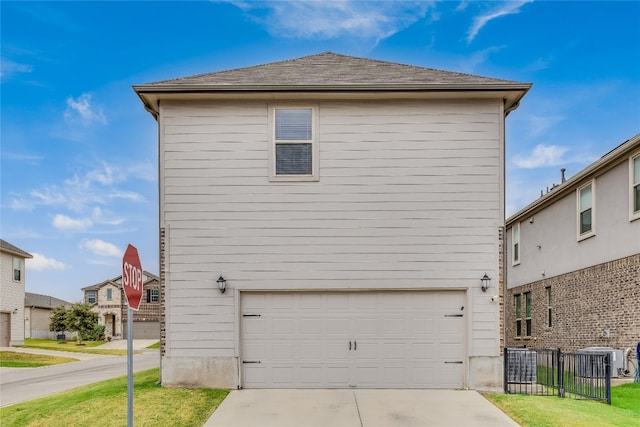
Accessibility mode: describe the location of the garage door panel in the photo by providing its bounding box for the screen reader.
[241,291,465,389]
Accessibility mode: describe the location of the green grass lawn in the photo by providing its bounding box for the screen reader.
[147,341,160,349]
[0,368,229,427]
[18,338,128,356]
[0,351,79,367]
[484,383,640,427]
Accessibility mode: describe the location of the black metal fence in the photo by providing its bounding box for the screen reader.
[504,347,611,404]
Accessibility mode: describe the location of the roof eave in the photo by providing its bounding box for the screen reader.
[133,83,531,119]
[506,133,640,226]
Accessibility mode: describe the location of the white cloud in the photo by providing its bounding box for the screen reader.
[466,0,533,44]
[82,239,122,257]
[108,191,142,201]
[52,214,93,231]
[11,162,137,213]
[27,253,67,271]
[230,1,435,42]
[513,144,569,169]
[0,58,33,80]
[64,93,107,126]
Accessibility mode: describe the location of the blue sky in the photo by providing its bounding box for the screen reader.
[2,1,639,303]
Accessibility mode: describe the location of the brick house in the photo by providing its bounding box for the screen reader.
[82,271,160,339]
[134,52,531,390]
[504,133,640,353]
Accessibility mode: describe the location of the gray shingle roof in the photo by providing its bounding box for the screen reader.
[25,292,72,309]
[134,52,531,120]
[0,239,33,258]
[139,52,525,89]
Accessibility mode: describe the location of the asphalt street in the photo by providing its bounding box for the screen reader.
[0,346,160,407]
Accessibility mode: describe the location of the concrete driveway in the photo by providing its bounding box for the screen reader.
[204,389,519,427]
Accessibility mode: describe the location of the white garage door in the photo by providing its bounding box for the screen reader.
[124,321,160,339]
[241,291,465,389]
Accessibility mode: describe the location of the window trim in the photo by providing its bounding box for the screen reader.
[512,222,521,266]
[630,152,640,222]
[524,291,532,337]
[87,290,97,304]
[147,288,159,303]
[577,180,596,241]
[515,294,522,338]
[546,286,552,327]
[269,105,319,182]
[12,257,22,282]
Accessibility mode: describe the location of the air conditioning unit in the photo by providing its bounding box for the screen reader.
[507,348,537,383]
[577,347,623,378]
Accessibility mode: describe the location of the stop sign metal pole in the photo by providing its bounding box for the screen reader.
[122,244,142,427]
[127,306,133,427]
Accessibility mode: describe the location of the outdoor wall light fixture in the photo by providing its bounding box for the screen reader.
[216,275,227,294]
[480,273,491,292]
[12,308,18,314]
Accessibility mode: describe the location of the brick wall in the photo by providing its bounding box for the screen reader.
[159,227,166,356]
[120,279,160,323]
[498,226,504,355]
[505,253,640,352]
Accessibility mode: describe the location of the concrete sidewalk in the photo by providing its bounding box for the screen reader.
[204,389,519,427]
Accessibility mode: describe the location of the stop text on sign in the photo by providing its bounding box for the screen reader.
[123,261,143,290]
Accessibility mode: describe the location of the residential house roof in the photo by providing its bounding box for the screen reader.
[0,239,33,259]
[134,52,531,118]
[25,292,72,309]
[81,271,159,291]
[81,279,118,292]
[507,132,640,226]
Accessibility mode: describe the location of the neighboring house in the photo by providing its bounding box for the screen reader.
[24,292,73,339]
[505,133,640,353]
[81,271,160,339]
[134,52,531,390]
[0,239,32,346]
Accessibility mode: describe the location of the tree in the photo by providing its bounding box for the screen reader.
[49,305,68,337]
[65,303,99,343]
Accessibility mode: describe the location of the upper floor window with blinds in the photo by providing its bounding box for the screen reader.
[631,152,640,221]
[577,180,595,241]
[270,106,318,181]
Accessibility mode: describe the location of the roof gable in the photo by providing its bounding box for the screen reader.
[134,52,531,119]
[0,239,33,259]
[140,52,524,88]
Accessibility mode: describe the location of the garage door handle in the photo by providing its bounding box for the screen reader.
[444,361,463,364]
[349,341,351,350]
[354,341,357,350]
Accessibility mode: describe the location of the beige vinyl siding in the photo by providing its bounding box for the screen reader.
[161,99,502,359]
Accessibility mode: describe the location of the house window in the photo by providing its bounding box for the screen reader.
[546,286,552,327]
[515,294,522,337]
[577,181,595,240]
[106,288,112,301]
[147,288,159,303]
[270,106,318,181]
[512,223,521,266]
[13,257,21,281]
[88,290,97,304]
[631,153,640,221]
[524,292,532,337]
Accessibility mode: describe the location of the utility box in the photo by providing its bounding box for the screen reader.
[578,347,623,378]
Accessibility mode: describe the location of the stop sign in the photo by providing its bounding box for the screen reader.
[122,244,143,311]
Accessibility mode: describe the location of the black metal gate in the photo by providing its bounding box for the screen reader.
[504,347,611,404]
